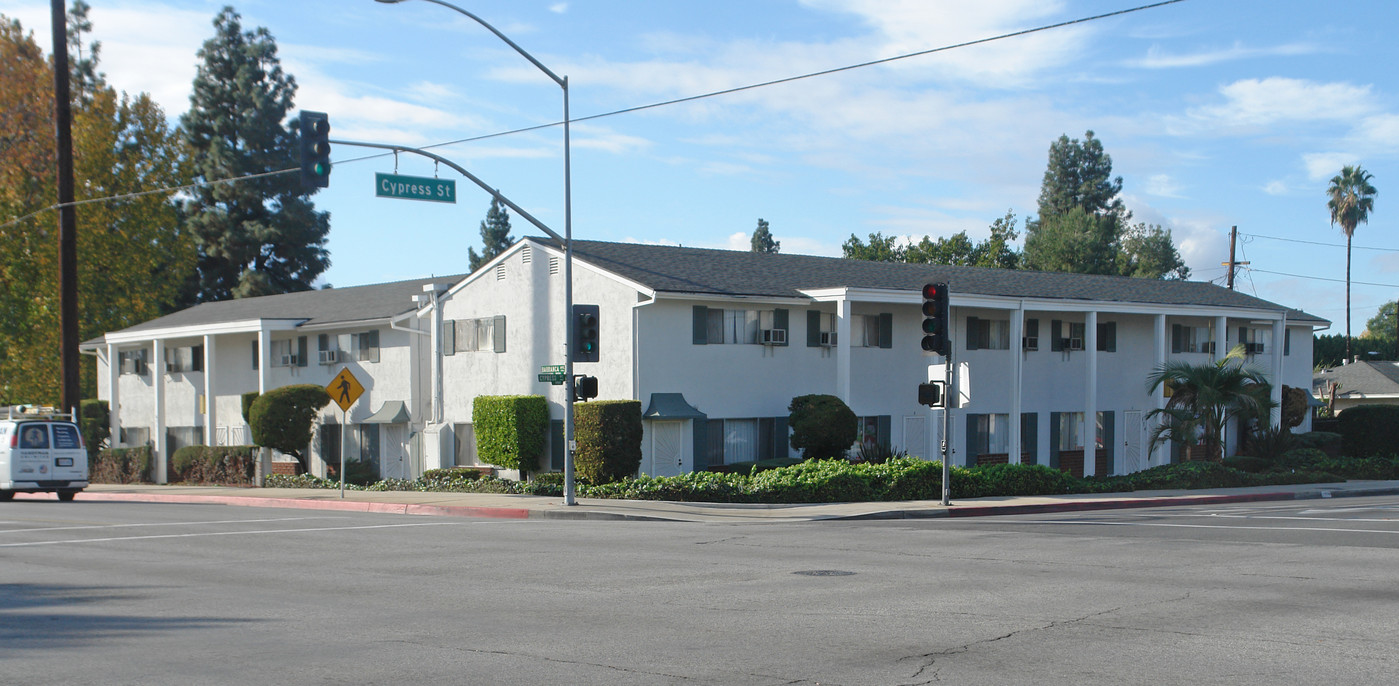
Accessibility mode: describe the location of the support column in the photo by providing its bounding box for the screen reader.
[257,328,271,394]
[203,335,216,446]
[1084,311,1098,477]
[836,297,852,404]
[106,343,121,448]
[152,339,166,484]
[1153,314,1167,465]
[1215,315,1228,357]
[1009,305,1024,465]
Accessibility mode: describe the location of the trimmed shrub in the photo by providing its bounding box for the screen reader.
[574,400,643,484]
[249,385,331,472]
[79,399,110,461]
[472,395,548,475]
[788,394,857,460]
[1292,431,1343,458]
[171,446,205,478]
[707,457,802,474]
[241,391,260,424]
[1223,455,1271,473]
[422,467,488,481]
[1338,405,1399,458]
[91,446,152,484]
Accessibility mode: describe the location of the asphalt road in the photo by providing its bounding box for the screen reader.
[3,496,1397,685]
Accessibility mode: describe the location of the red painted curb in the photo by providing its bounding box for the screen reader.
[945,491,1295,517]
[32,491,532,520]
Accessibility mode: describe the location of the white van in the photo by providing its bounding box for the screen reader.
[0,407,90,501]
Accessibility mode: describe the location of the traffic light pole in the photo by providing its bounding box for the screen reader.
[941,349,952,506]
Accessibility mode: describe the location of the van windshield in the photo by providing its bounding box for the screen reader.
[20,424,49,449]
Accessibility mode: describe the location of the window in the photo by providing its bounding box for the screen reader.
[165,345,203,373]
[1238,326,1271,356]
[19,424,48,449]
[702,417,787,465]
[966,317,1010,350]
[1095,321,1116,352]
[854,415,890,451]
[805,311,837,347]
[1049,321,1087,352]
[271,339,294,366]
[354,330,380,362]
[446,316,506,354]
[694,307,789,345]
[452,424,477,466]
[969,414,1011,457]
[859,315,880,347]
[1057,412,1084,451]
[118,349,149,375]
[119,426,150,447]
[1171,323,1214,354]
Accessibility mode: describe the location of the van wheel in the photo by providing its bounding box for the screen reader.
[0,490,13,501]
[57,490,77,502]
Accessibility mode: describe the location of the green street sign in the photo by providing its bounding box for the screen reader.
[375,173,456,204]
[537,372,565,385]
[540,365,565,373]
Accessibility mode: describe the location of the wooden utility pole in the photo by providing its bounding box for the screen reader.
[1221,225,1249,291]
[51,0,80,413]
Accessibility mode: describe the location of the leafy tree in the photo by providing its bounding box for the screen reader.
[1024,130,1186,279]
[1314,333,1393,369]
[179,6,329,304]
[1146,345,1276,462]
[248,384,330,473]
[468,197,513,272]
[1326,165,1378,363]
[750,218,779,254]
[1363,301,1396,347]
[0,12,193,404]
[842,232,905,262]
[976,210,1022,270]
[788,394,857,460]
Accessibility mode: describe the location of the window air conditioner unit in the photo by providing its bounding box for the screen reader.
[318,350,341,365]
[1068,338,1084,351]
[1247,342,1265,355]
[1023,336,1038,351]
[819,331,837,347]
[760,328,787,345]
[279,354,298,367]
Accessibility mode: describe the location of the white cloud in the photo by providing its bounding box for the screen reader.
[1172,78,1379,134]
[1262,180,1289,196]
[1302,152,1360,181]
[549,3,569,14]
[1126,41,1319,69]
[725,231,749,251]
[569,125,651,154]
[1145,174,1184,198]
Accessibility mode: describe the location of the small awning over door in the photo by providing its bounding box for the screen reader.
[362,400,410,424]
[642,393,705,420]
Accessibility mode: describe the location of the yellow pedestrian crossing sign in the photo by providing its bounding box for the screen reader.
[327,367,364,412]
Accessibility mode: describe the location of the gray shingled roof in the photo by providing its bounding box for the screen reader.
[557,238,1327,323]
[1314,361,1399,396]
[102,274,466,337]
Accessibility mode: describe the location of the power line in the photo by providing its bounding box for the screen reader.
[2,0,1187,229]
[1248,267,1399,289]
[1240,231,1399,253]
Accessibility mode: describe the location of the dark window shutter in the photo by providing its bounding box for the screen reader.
[707,420,725,466]
[443,320,455,356]
[693,306,709,345]
[1097,321,1116,352]
[1051,320,1063,351]
[692,418,710,470]
[877,313,893,349]
[493,315,506,353]
[1238,326,1247,347]
[758,418,774,461]
[318,334,329,352]
[774,416,789,458]
[1100,411,1115,475]
[1171,324,1181,354]
[1285,328,1291,356]
[251,341,258,370]
[966,316,981,351]
[876,415,891,448]
[1020,412,1038,465]
[773,308,790,346]
[1026,318,1039,338]
[965,414,979,466]
[297,336,308,367]
[807,310,822,347]
[1049,412,1061,470]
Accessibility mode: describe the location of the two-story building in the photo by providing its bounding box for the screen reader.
[88,237,1326,483]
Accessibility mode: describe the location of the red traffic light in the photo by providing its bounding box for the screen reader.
[922,283,941,300]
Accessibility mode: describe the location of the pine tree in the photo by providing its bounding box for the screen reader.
[750,218,779,254]
[469,197,513,272]
[179,6,329,304]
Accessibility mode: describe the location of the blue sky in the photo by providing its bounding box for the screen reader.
[4,0,1397,333]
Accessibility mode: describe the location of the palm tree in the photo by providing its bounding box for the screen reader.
[1145,345,1275,462]
[1327,165,1378,363]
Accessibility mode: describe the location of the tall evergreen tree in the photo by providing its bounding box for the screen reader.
[469,197,512,272]
[179,6,328,304]
[750,218,779,254]
[1023,130,1186,279]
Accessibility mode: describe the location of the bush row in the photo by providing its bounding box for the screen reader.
[266,450,1397,503]
[91,446,152,484]
[170,445,258,485]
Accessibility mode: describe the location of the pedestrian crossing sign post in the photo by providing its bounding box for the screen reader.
[325,367,365,498]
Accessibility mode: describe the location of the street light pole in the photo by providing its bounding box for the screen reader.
[376,0,578,505]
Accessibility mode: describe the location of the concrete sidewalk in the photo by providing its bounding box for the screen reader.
[24,479,1398,522]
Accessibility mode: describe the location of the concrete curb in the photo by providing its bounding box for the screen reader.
[64,491,533,520]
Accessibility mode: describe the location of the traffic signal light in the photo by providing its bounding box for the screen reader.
[299,111,331,188]
[572,304,599,363]
[573,375,598,402]
[918,382,944,408]
[921,282,950,355]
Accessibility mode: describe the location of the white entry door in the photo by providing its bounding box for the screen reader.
[650,421,686,477]
[903,415,929,461]
[1123,411,1143,473]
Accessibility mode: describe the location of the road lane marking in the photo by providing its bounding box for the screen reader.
[0,516,347,535]
[0,521,468,548]
[993,520,1399,535]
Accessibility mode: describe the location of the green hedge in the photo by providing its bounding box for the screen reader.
[169,445,258,484]
[788,394,856,460]
[1339,405,1399,458]
[79,399,110,461]
[249,385,330,471]
[472,395,548,475]
[91,446,152,484]
[574,400,643,484]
